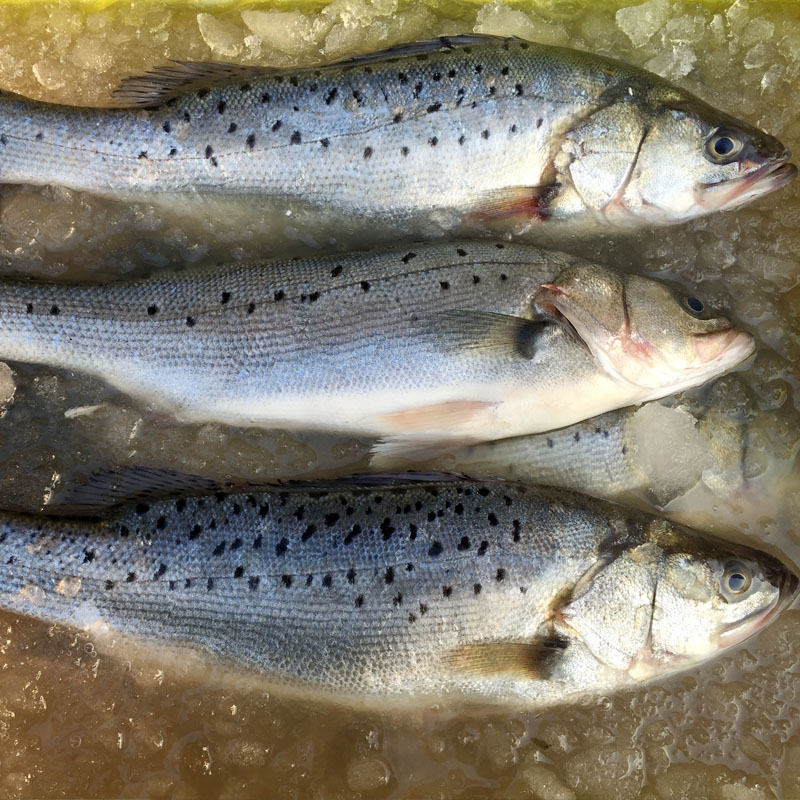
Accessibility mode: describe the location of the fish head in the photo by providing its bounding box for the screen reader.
[629,524,798,679]
[533,266,754,398]
[558,521,797,683]
[558,81,795,226]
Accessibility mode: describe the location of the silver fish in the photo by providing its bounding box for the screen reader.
[0,476,794,705]
[0,242,753,457]
[0,36,793,235]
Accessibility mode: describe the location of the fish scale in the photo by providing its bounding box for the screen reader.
[1,478,793,705]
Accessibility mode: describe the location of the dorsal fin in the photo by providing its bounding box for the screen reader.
[108,34,511,109]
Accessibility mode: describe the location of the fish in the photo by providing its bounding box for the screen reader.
[0,242,754,458]
[0,36,792,236]
[0,475,794,706]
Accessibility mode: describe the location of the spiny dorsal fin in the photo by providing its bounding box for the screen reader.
[108,34,512,109]
[444,635,569,680]
[425,310,546,360]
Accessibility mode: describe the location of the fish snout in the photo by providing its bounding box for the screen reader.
[692,328,754,366]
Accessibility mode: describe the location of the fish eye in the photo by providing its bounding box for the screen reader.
[706,130,743,163]
[722,562,752,598]
[683,295,705,316]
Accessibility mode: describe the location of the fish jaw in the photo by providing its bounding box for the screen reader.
[695,158,797,213]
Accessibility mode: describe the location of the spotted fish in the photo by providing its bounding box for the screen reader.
[0,36,793,235]
[0,475,794,705]
[0,242,753,458]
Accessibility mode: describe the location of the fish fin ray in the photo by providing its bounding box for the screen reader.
[369,435,480,469]
[426,310,545,360]
[444,636,569,680]
[378,400,498,433]
[109,35,511,108]
[470,184,562,223]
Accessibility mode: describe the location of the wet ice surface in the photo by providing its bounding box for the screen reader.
[0,0,798,797]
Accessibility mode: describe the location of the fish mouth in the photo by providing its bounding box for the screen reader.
[697,159,797,210]
[717,569,799,650]
[693,328,755,366]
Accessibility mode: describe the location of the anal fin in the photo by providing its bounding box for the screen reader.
[470,184,561,223]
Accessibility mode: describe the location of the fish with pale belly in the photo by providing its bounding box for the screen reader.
[0,477,794,705]
[0,242,752,459]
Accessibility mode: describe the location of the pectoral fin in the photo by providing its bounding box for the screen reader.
[444,636,569,680]
[426,310,545,360]
[470,184,561,223]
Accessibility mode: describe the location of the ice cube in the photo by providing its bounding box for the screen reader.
[616,0,670,49]
[196,13,243,58]
[241,10,322,54]
[644,42,696,80]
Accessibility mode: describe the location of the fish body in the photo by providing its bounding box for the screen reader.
[0,242,752,451]
[0,478,793,705]
[0,36,792,234]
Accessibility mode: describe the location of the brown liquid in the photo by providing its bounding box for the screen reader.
[0,1,798,797]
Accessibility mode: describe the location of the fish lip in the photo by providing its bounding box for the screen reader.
[718,569,799,649]
[693,328,755,367]
[697,159,797,208]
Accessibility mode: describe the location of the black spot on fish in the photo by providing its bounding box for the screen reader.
[398,72,408,84]
[247,302,256,314]
[512,519,521,542]
[440,280,450,290]
[126,571,136,583]
[246,133,256,149]
[419,602,428,616]
[162,120,172,133]
[138,150,148,159]
[393,593,403,606]
[510,124,517,133]
[496,568,506,581]
[429,136,438,147]
[488,512,498,526]
[261,92,271,104]
[489,86,496,96]
[289,76,298,87]
[169,147,177,157]
[458,134,466,145]
[501,66,510,76]
[183,111,191,123]
[355,594,364,608]
[622,445,628,455]
[330,265,343,277]
[428,541,443,557]
[408,523,418,540]
[321,138,330,148]
[189,524,202,540]
[253,534,263,549]
[275,537,288,556]
[249,576,260,591]
[273,289,285,301]
[477,540,489,556]
[344,523,360,543]
[154,563,167,578]
[500,274,508,281]
[221,291,231,304]
[574,431,581,442]
[427,511,436,522]
[234,566,244,578]
[230,536,243,550]
[197,89,210,99]
[324,87,338,105]
[217,100,226,114]
[442,585,452,597]
[347,568,356,584]
[478,487,490,497]
[147,304,158,315]
[427,102,441,113]
[35,132,43,141]
[352,89,363,104]
[322,573,332,588]
[186,316,196,327]
[290,130,302,144]
[156,515,166,530]
[361,281,370,292]
[515,84,523,96]
[363,146,372,159]
[393,113,402,123]
[294,505,305,521]
[135,503,149,515]
[380,517,395,539]
[228,122,237,133]
[204,144,214,159]
[475,64,483,74]
[474,583,482,595]
[456,248,467,257]
[240,83,251,92]
[175,499,187,513]
[49,305,59,315]
[169,580,175,590]
[406,563,414,571]
[481,129,490,139]
[401,146,409,157]
[401,251,416,264]
[432,71,441,81]
[281,574,292,588]
[212,541,225,556]
[306,574,313,586]
[83,549,94,563]
[105,580,115,591]
[408,613,417,623]
[413,81,423,98]
[25,303,33,313]
[385,566,394,584]
[536,118,543,128]
[302,524,317,541]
